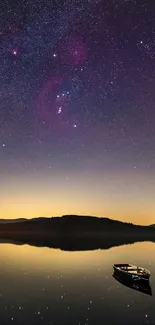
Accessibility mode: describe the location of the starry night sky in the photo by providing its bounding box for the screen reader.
[1,0,155,224]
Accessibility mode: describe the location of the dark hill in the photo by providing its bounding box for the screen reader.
[0,215,155,251]
[0,218,26,223]
[0,215,137,233]
[0,215,152,234]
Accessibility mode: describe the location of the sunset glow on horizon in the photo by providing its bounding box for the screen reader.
[1,168,155,225]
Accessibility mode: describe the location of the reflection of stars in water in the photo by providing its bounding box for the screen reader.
[58,275,63,280]
[3,266,137,325]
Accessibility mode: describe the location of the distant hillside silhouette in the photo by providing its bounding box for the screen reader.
[0,215,155,250]
[0,218,26,223]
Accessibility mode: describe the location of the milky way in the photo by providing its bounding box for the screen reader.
[1,0,155,223]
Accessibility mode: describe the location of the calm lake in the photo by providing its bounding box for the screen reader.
[0,241,154,325]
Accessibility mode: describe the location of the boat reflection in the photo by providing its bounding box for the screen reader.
[113,272,152,296]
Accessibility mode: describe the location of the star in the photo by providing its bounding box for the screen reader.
[58,107,62,114]
[12,49,18,56]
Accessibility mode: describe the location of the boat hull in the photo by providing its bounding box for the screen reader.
[113,264,150,281]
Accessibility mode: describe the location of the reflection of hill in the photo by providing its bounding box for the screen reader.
[0,236,154,251]
[0,215,155,251]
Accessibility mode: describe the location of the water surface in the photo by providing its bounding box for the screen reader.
[0,241,154,324]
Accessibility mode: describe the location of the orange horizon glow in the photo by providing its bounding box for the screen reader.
[1,169,155,226]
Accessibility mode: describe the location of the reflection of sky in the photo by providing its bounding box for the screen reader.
[0,242,154,324]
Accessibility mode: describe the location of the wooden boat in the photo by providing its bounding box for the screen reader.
[113,273,152,296]
[113,264,150,281]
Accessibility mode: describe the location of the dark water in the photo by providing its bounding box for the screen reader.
[0,241,155,325]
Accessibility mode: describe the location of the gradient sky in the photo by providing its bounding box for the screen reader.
[0,0,155,225]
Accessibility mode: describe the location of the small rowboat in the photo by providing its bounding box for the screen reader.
[113,264,150,281]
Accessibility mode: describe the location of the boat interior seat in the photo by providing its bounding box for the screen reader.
[120,267,147,274]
